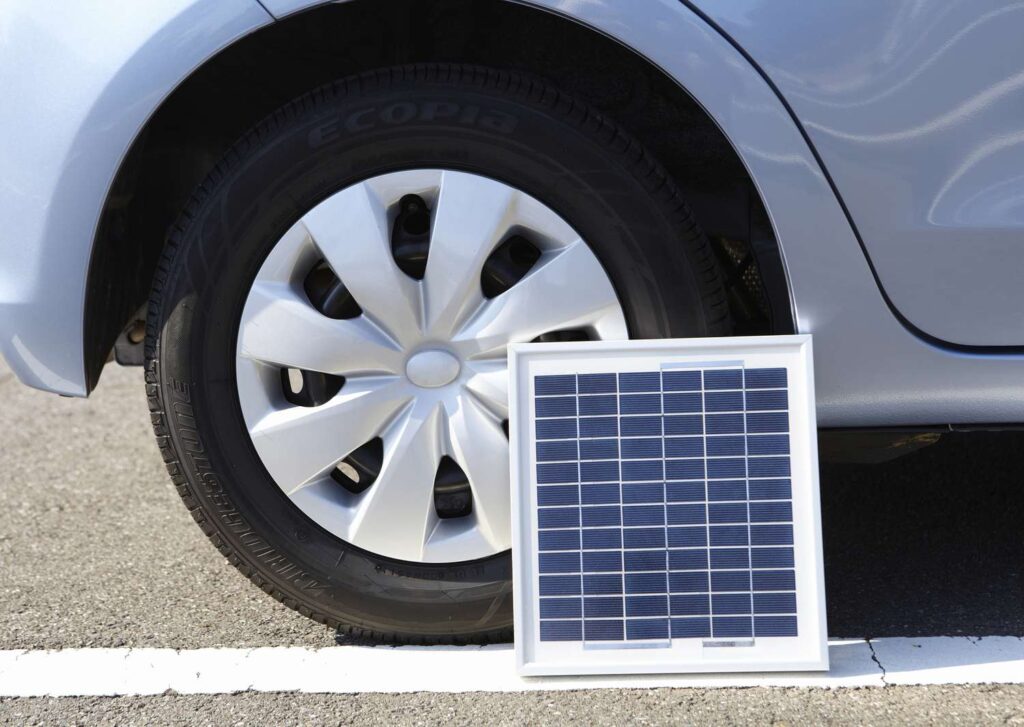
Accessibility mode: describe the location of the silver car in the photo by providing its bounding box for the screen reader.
[2,0,1022,643]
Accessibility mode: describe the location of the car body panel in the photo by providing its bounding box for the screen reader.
[1,0,1023,427]
[0,0,272,394]
[690,0,1024,347]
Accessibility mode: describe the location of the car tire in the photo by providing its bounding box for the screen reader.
[145,63,731,644]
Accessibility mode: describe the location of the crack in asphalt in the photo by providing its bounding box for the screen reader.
[866,639,889,686]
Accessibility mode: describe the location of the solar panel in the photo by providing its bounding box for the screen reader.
[509,336,827,675]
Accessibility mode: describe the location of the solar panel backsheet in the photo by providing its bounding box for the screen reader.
[510,336,827,676]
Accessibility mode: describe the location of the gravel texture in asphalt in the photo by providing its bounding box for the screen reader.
[2,686,1024,725]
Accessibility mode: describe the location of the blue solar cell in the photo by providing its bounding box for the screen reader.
[668,549,708,570]
[746,412,789,433]
[578,373,617,393]
[667,503,707,525]
[580,483,620,505]
[751,524,794,546]
[579,416,618,437]
[753,570,796,591]
[705,391,744,412]
[585,619,625,641]
[579,438,618,460]
[709,502,748,524]
[665,436,704,457]
[537,485,579,506]
[663,414,703,435]
[749,479,792,500]
[747,434,790,455]
[539,529,581,551]
[712,616,753,638]
[537,462,578,484]
[583,574,623,595]
[536,418,577,440]
[621,438,663,459]
[671,617,711,638]
[706,413,745,434]
[751,547,795,568]
[535,375,577,395]
[623,482,665,504]
[669,571,709,593]
[706,435,745,456]
[622,460,663,482]
[625,572,666,594]
[666,459,704,480]
[663,392,702,413]
[748,456,791,477]
[578,395,617,416]
[538,507,580,529]
[710,571,751,592]
[707,457,747,479]
[540,620,583,641]
[671,594,711,616]
[536,396,577,418]
[662,370,702,391]
[539,552,581,574]
[539,575,582,596]
[667,526,707,548]
[710,525,749,546]
[754,593,797,614]
[581,461,618,482]
[666,481,706,502]
[619,416,661,436]
[624,550,666,571]
[539,597,582,619]
[582,506,621,527]
[585,597,624,618]
[707,480,747,501]
[745,368,787,389]
[627,619,670,640]
[703,369,743,390]
[623,505,665,526]
[626,595,669,617]
[710,547,750,569]
[620,394,661,414]
[536,440,579,462]
[754,615,798,637]
[712,593,753,615]
[623,527,666,549]
[582,529,622,550]
[619,372,661,392]
[746,389,788,411]
[583,551,623,572]
[751,501,793,523]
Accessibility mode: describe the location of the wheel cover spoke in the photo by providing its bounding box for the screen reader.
[301,185,423,347]
[236,169,628,563]
[239,281,405,375]
[422,171,517,338]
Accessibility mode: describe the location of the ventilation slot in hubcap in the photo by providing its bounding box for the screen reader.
[304,261,362,319]
[281,368,345,407]
[392,194,431,279]
[481,235,541,298]
[331,438,384,495]
[533,328,592,343]
[433,456,472,519]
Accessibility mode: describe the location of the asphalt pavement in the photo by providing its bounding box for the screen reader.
[1,357,1023,723]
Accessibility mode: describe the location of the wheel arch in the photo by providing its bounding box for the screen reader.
[85,0,798,392]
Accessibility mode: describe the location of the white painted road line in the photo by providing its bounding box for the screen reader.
[0,638,1021,697]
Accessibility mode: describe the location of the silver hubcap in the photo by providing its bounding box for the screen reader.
[235,169,627,563]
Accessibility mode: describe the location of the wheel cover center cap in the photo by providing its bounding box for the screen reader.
[406,349,461,388]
